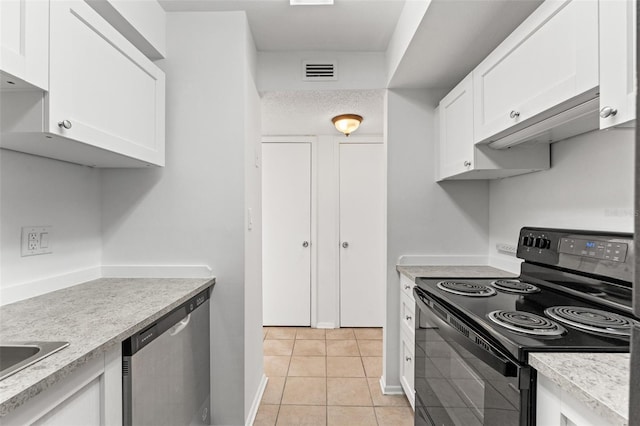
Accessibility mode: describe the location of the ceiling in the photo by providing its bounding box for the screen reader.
[159,0,405,52]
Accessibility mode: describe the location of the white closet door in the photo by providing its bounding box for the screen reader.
[262,143,312,326]
[339,143,385,327]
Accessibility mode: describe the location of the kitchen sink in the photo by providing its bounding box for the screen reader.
[0,342,69,381]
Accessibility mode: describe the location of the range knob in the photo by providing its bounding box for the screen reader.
[522,236,534,247]
[534,238,551,249]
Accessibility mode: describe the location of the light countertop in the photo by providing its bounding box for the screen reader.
[397,265,517,281]
[0,277,215,416]
[529,352,629,425]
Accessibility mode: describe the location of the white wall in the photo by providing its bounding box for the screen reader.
[101,12,261,425]
[0,150,102,304]
[488,127,635,273]
[258,51,386,92]
[243,19,265,424]
[384,88,490,389]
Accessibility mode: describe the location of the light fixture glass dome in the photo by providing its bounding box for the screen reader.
[332,114,363,136]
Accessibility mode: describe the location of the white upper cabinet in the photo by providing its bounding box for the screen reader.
[438,74,475,178]
[599,0,637,129]
[473,0,599,143]
[48,0,165,166]
[0,0,49,90]
[437,74,550,181]
[1,0,165,167]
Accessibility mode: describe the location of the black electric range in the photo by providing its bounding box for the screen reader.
[413,227,635,426]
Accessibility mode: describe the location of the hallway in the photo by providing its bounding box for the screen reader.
[254,327,414,425]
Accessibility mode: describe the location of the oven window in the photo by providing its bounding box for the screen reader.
[415,308,524,426]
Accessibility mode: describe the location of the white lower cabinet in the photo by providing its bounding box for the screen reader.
[399,274,415,409]
[536,374,615,426]
[2,347,122,426]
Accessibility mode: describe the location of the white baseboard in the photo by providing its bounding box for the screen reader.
[246,375,268,426]
[0,266,102,306]
[379,376,403,395]
[315,322,336,329]
[396,255,489,266]
[101,265,213,278]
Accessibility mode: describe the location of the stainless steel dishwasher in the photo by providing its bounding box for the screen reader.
[123,287,211,426]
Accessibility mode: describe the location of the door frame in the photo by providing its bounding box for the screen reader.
[262,136,318,327]
[335,135,386,328]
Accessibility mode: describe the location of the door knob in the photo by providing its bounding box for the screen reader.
[302,241,309,248]
[599,106,618,118]
[58,120,72,129]
[342,242,349,248]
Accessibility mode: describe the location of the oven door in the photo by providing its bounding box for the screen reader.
[414,287,534,426]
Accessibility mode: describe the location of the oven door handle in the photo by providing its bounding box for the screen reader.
[414,287,519,377]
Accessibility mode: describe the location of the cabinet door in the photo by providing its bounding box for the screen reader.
[599,0,637,129]
[473,0,598,142]
[0,0,48,89]
[48,1,165,166]
[399,335,415,409]
[32,378,101,426]
[438,74,474,179]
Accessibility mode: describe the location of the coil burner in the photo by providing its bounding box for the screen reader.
[487,310,566,336]
[545,306,639,337]
[436,281,497,297]
[491,279,540,294]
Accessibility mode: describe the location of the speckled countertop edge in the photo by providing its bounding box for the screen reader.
[0,277,215,416]
[396,265,517,281]
[529,353,629,425]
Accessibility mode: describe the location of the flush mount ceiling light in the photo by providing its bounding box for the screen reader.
[290,0,334,5]
[332,114,362,137]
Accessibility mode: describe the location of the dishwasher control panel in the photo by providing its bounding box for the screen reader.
[123,287,211,355]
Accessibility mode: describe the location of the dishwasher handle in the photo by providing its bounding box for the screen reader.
[169,314,191,336]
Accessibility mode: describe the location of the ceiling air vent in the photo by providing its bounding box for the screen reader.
[303,60,337,81]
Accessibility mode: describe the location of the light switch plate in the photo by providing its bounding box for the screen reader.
[21,226,52,256]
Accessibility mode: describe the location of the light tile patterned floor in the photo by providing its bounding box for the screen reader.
[254,327,414,426]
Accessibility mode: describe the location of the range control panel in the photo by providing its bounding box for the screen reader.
[516,227,633,283]
[558,238,627,262]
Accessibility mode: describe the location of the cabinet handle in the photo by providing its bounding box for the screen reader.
[302,241,309,248]
[404,285,411,290]
[599,106,618,118]
[405,315,412,321]
[509,110,520,119]
[58,120,72,129]
[463,160,471,167]
[342,242,349,248]
[405,356,412,362]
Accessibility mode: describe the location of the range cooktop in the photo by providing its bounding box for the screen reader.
[415,276,634,363]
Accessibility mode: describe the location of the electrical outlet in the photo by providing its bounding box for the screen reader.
[21,226,53,256]
[496,242,517,254]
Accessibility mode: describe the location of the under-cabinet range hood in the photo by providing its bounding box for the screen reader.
[487,96,600,150]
